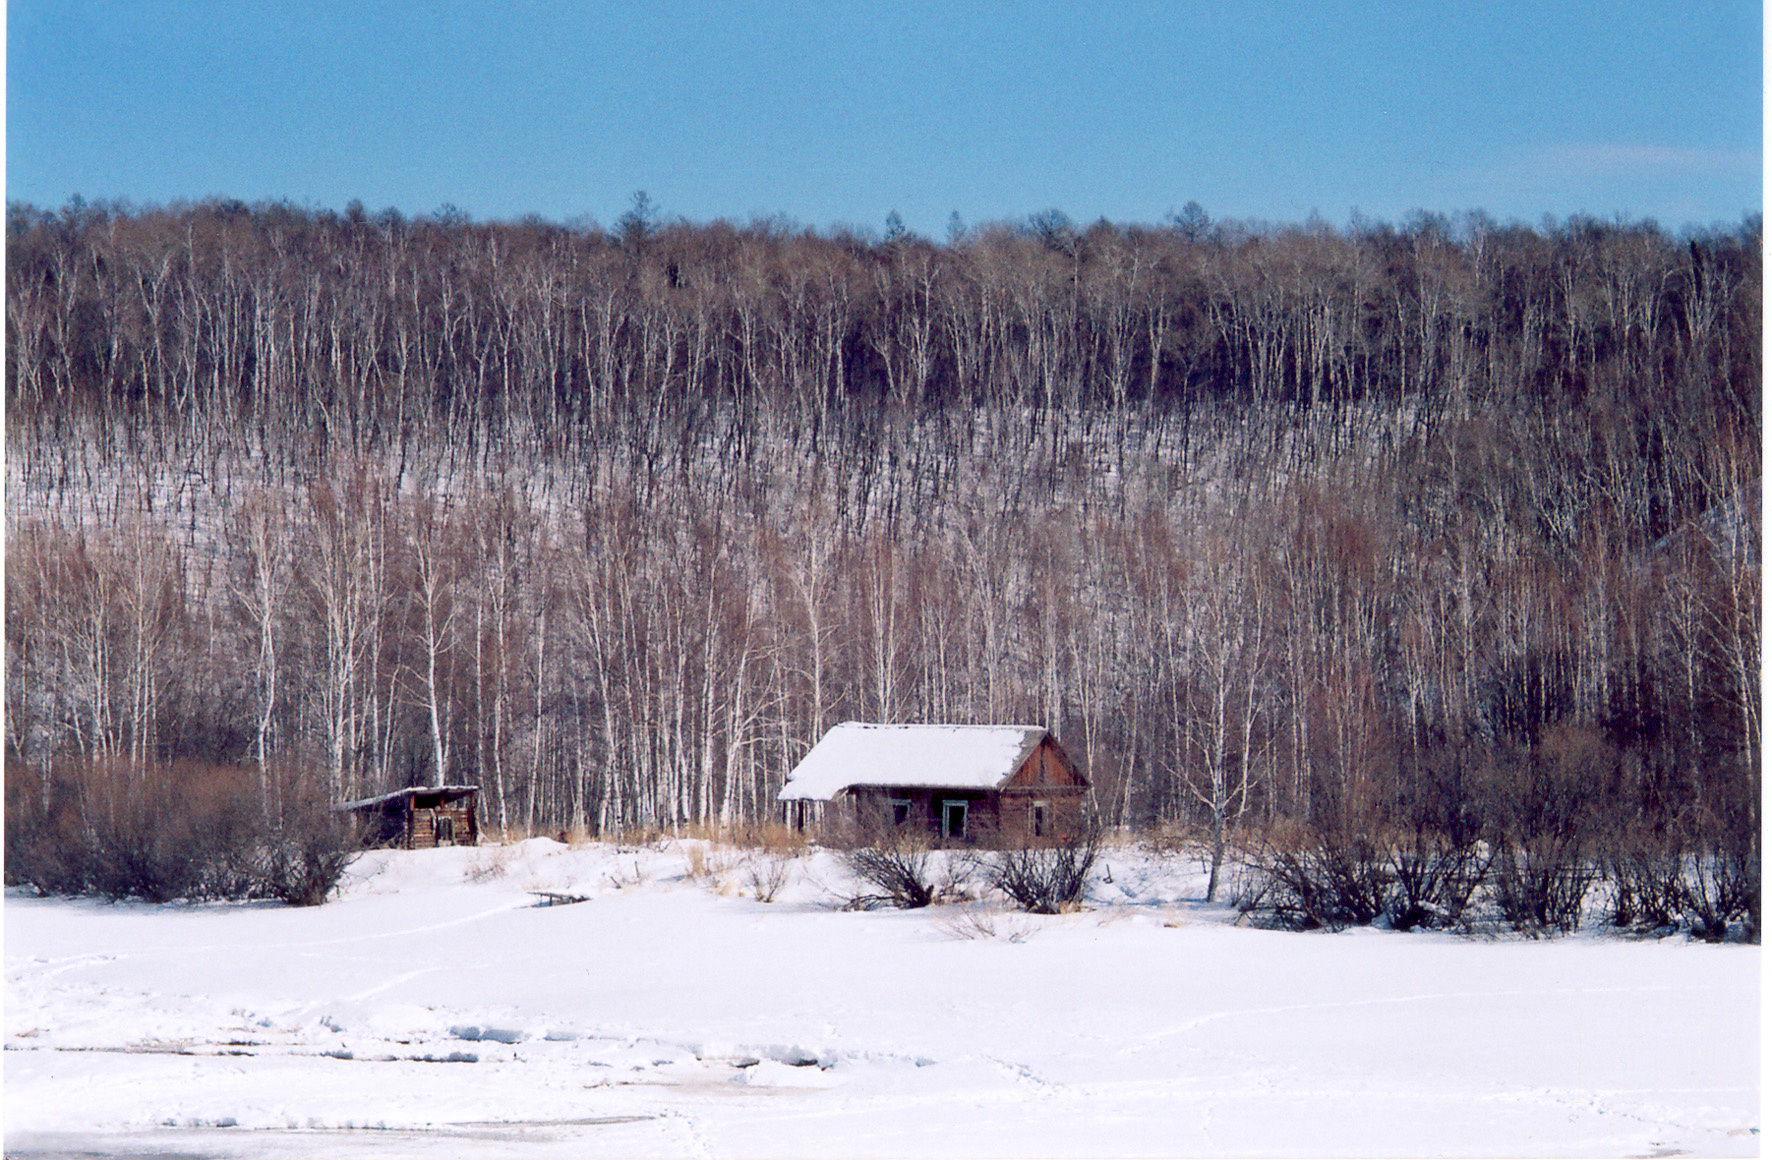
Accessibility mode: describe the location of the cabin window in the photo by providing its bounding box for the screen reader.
[435,815,455,845]
[942,800,968,840]
[1032,801,1049,838]
[890,798,911,826]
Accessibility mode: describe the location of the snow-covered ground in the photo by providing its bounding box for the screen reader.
[5,838,1758,1158]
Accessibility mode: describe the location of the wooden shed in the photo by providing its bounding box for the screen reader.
[777,723,1088,846]
[336,785,480,849]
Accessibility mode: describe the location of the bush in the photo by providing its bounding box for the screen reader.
[260,811,359,906]
[989,821,1101,914]
[1238,823,1394,931]
[742,850,796,903]
[1482,727,1603,935]
[5,758,358,906]
[840,815,937,909]
[1489,838,1594,935]
[1677,838,1759,942]
[1385,829,1490,932]
[1600,826,1686,932]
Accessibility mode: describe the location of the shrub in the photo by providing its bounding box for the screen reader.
[742,850,795,903]
[1677,838,1759,942]
[1600,832,1686,932]
[1489,838,1594,935]
[989,821,1101,914]
[1385,829,1490,932]
[1481,727,1604,935]
[1238,823,1393,931]
[259,810,359,906]
[840,817,937,909]
[5,758,357,906]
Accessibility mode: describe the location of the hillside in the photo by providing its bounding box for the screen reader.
[5,203,1760,927]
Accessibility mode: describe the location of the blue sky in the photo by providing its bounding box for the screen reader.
[7,1,1761,235]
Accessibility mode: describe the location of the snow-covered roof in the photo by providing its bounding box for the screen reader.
[777,723,1047,802]
[335,785,480,811]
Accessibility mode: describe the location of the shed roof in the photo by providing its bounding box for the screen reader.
[777,723,1047,802]
[335,785,480,812]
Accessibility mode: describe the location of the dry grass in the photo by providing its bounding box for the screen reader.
[654,821,811,856]
[557,825,597,848]
[602,857,647,890]
[462,845,515,883]
[521,821,810,856]
[935,903,1035,943]
[731,822,810,855]
[474,825,595,848]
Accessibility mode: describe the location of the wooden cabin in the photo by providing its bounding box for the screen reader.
[778,723,1088,846]
[336,785,480,849]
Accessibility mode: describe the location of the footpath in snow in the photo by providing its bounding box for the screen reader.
[5,838,1759,1158]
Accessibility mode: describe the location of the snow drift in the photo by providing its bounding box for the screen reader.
[5,838,1758,1158]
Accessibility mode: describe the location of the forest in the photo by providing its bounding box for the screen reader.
[4,196,1759,929]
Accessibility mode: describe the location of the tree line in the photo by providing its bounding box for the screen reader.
[5,197,1759,926]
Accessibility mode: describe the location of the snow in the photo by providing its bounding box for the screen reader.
[335,785,481,811]
[778,723,1046,800]
[5,838,1759,1158]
